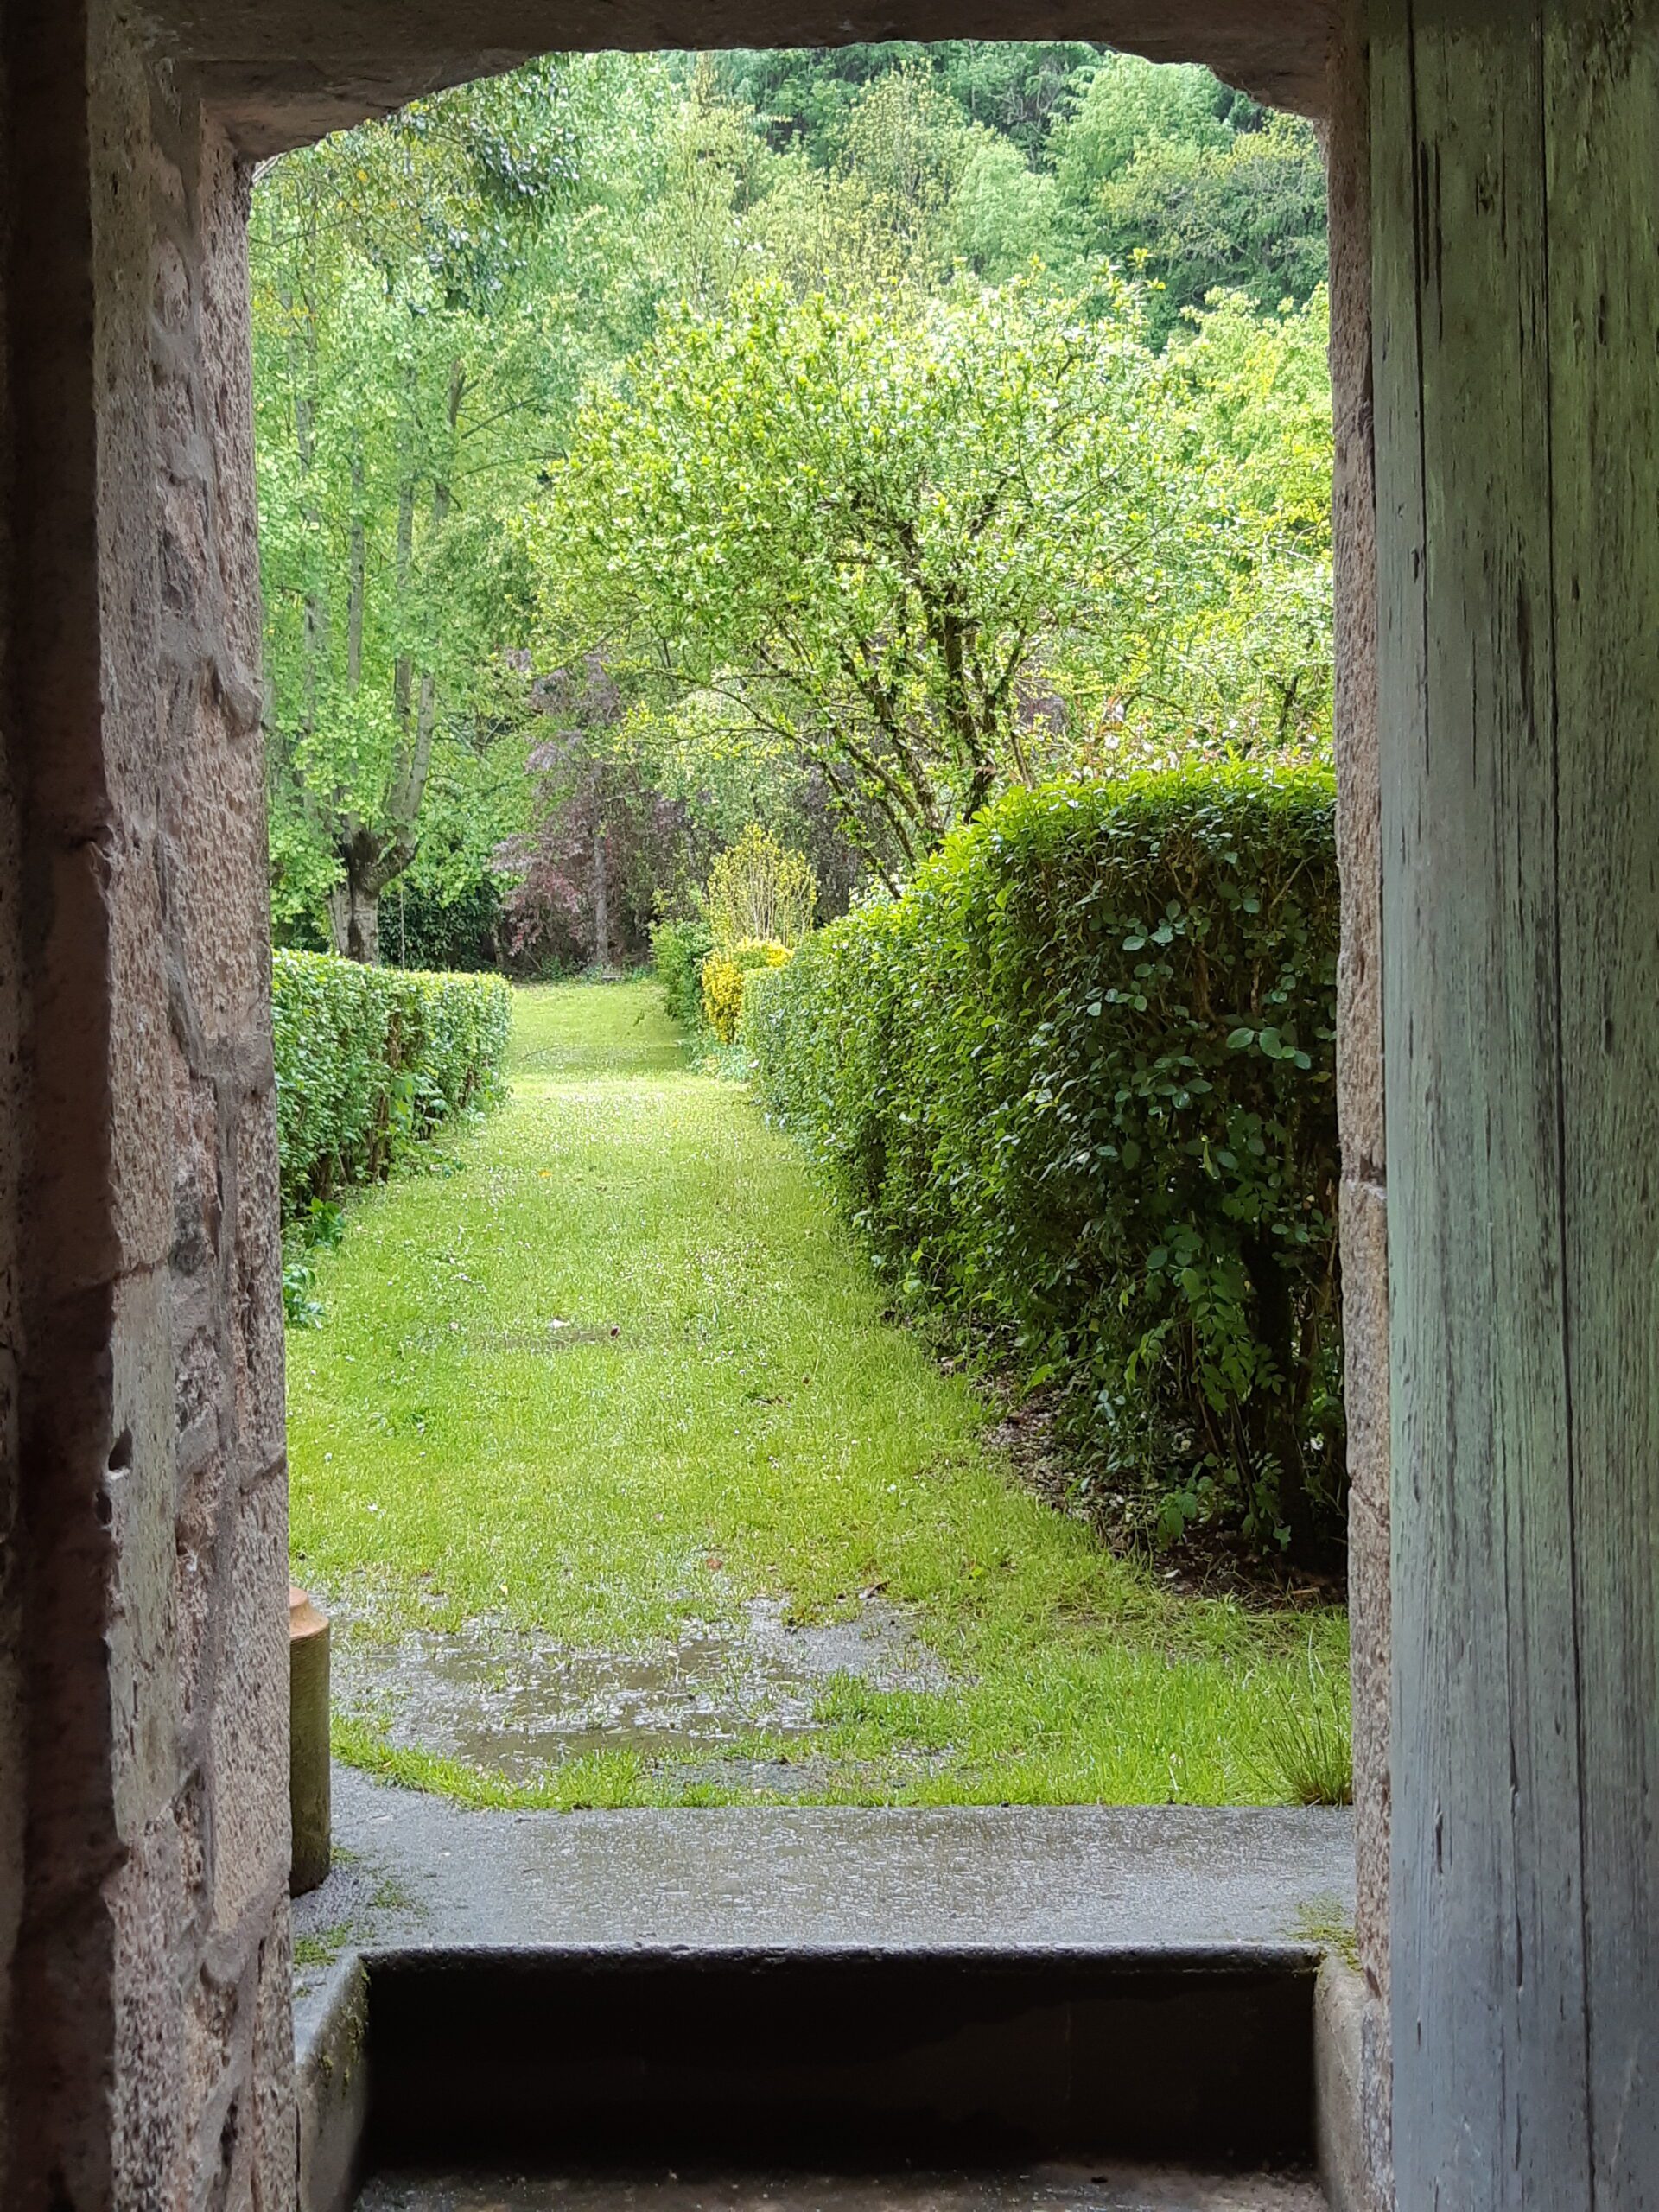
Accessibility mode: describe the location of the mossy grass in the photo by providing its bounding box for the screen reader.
[289,980,1349,1808]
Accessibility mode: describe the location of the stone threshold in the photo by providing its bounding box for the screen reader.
[296,1769,1363,2212]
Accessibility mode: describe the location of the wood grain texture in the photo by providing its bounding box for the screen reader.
[1544,8,1659,2199]
[1376,1,1659,2202]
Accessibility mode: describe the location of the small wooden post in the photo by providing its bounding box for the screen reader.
[289,1586,331,1895]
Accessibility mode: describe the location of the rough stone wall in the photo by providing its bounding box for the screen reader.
[153,0,1334,150]
[0,21,17,2197]
[0,3,1368,2206]
[3,4,293,2203]
[1325,7,1390,2208]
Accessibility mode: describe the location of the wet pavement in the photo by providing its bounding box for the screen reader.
[355,2166,1325,2209]
[328,1594,950,1781]
[292,1765,1354,2012]
[300,1786,1351,2211]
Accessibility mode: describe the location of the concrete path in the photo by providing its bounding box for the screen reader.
[295,1764,1353,2046]
[295,1770,1351,2209]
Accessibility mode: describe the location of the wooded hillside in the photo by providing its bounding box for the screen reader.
[251,46,1330,964]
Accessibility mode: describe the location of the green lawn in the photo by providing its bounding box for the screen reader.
[289,979,1349,1808]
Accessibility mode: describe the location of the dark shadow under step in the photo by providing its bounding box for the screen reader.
[362,1951,1315,2171]
[356,2166,1325,2209]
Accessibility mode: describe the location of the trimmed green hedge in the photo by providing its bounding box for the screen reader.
[273,951,512,1221]
[744,763,1344,1559]
[650,916,715,1033]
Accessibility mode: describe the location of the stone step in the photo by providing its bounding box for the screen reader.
[296,1773,1353,2212]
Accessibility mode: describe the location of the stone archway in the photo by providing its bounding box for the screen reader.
[7,3,1659,2207]
[0,7,1371,2203]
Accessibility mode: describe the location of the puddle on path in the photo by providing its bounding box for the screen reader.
[330,1595,950,1783]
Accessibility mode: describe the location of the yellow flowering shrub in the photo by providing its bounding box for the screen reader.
[701,937,792,1042]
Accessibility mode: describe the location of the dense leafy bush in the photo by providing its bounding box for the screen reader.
[745,764,1343,1559]
[273,952,512,1222]
[385,874,505,973]
[651,917,715,1030]
[702,938,792,1043]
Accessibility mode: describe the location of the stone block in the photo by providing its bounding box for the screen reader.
[164,669,271,1052]
[183,1959,240,2134]
[175,1447,230,1735]
[1341,1176,1390,2027]
[207,1477,289,1939]
[198,127,264,684]
[1360,1990,1394,2207]
[107,837,175,1272]
[232,1085,285,1478]
[1338,1179,1389,1517]
[169,1035,222,1280]
[1329,75,1383,1193]
[34,841,172,1290]
[249,1894,297,2210]
[1314,1955,1376,2212]
[111,1822,188,2205]
[153,230,191,337]
[1349,1490,1390,2002]
[109,1268,184,1839]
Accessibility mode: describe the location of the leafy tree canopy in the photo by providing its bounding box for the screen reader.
[531,276,1332,887]
[252,42,1332,950]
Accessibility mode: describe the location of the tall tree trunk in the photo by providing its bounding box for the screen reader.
[391,469,416,738]
[591,820,611,974]
[286,290,327,735]
[327,835,383,964]
[405,361,460,767]
[382,361,462,881]
[346,446,365,693]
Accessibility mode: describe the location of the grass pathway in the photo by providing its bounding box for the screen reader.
[289,980,1348,1808]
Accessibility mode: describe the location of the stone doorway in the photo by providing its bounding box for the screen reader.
[8,3,1659,2209]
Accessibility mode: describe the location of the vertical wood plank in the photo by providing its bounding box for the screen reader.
[1544,10,1659,2200]
[1374,0,1593,2200]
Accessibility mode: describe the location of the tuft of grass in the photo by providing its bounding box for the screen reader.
[1246,1638,1354,1806]
[1294,1903,1362,1972]
[291,981,1350,1809]
[330,1715,654,1812]
[292,1923,354,1970]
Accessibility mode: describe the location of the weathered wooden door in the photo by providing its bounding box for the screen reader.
[1373,2,1659,2201]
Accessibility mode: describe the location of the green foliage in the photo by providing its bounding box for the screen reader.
[950,128,1058,280]
[702,937,792,1042]
[291,979,1351,1809]
[536,276,1332,888]
[385,872,505,972]
[706,824,818,949]
[714,43,1103,166]
[1050,52,1232,196]
[254,45,1332,950]
[272,950,512,1221]
[1094,114,1329,342]
[746,763,1344,1559]
[251,62,601,949]
[650,915,715,1029]
[705,44,1326,336]
[1248,1640,1354,1807]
